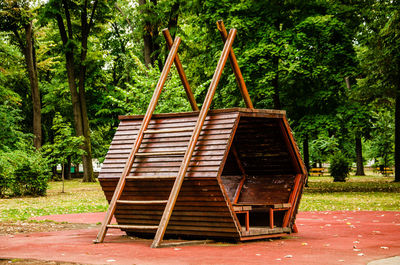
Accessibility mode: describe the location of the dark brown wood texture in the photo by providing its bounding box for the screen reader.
[100,112,239,179]
[230,117,296,176]
[99,177,239,238]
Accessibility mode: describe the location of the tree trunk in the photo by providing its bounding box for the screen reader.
[74,163,80,178]
[78,16,95,183]
[355,135,365,176]
[395,84,400,182]
[167,2,179,40]
[65,156,72,180]
[56,1,96,182]
[24,21,42,149]
[139,0,153,67]
[61,164,65,193]
[303,136,310,187]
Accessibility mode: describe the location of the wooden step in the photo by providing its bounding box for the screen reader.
[135,151,186,156]
[126,176,177,180]
[107,224,158,230]
[117,200,168,205]
[144,128,193,134]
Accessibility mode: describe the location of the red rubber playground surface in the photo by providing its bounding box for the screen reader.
[0,211,399,265]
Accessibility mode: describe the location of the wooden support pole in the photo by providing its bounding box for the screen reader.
[162,29,199,111]
[151,29,237,248]
[269,208,274,229]
[216,20,254,109]
[232,146,247,204]
[282,173,302,227]
[95,37,182,244]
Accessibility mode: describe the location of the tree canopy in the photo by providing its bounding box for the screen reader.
[0,0,398,195]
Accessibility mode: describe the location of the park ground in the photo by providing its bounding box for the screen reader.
[0,172,399,264]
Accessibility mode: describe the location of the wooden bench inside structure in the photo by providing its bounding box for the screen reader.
[221,172,301,238]
[232,203,292,236]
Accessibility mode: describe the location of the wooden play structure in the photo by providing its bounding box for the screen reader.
[96,21,307,248]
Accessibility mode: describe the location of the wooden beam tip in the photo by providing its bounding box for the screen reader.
[217,20,224,30]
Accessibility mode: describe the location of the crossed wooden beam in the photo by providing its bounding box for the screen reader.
[162,20,254,111]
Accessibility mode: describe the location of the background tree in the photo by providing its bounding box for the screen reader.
[42,0,114,182]
[356,1,399,181]
[0,0,42,149]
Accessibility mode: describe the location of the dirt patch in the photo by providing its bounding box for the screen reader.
[0,259,82,264]
[0,221,98,236]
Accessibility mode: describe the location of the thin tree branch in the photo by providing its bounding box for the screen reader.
[87,0,98,36]
[56,14,68,45]
[62,0,73,40]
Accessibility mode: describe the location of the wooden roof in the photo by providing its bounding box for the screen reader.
[99,108,305,180]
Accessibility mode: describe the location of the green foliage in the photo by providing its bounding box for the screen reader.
[0,147,50,197]
[42,113,85,167]
[365,108,395,167]
[310,135,338,165]
[107,56,192,114]
[329,152,351,182]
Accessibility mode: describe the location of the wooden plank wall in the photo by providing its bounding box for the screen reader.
[100,112,239,178]
[100,178,238,238]
[234,117,296,176]
[98,112,241,238]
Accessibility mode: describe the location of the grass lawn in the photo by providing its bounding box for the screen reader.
[0,181,108,221]
[301,175,400,211]
[0,174,399,222]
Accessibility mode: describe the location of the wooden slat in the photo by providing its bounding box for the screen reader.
[107,224,158,230]
[135,151,186,156]
[114,127,233,136]
[119,118,236,130]
[117,200,168,205]
[125,176,176,180]
[144,128,194,134]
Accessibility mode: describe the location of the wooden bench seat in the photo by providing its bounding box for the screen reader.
[233,203,292,231]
